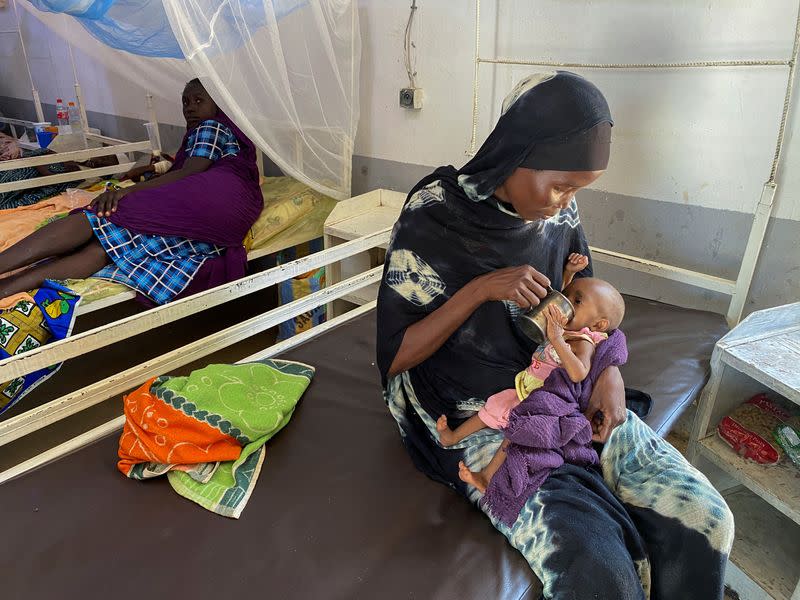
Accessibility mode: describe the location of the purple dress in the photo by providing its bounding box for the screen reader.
[86,112,263,304]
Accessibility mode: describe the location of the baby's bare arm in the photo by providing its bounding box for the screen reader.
[551,337,594,382]
[562,253,589,290]
[544,305,594,382]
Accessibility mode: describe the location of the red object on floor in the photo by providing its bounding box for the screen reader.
[718,417,780,464]
[717,393,781,465]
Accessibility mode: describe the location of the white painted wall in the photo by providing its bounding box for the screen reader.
[1,1,799,221]
[355,0,800,221]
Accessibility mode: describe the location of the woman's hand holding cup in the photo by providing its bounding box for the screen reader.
[475,265,550,309]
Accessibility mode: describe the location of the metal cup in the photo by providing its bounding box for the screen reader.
[516,287,575,345]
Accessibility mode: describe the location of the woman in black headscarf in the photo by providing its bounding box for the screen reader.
[376,72,733,599]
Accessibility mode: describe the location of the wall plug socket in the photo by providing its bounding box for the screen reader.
[400,87,423,110]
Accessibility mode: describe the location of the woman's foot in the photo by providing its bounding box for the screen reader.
[436,415,459,446]
[458,460,489,493]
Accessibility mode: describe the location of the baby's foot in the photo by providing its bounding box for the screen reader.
[436,415,458,446]
[458,460,489,493]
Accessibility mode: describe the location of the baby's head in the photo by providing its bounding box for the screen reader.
[562,277,625,333]
[182,78,218,130]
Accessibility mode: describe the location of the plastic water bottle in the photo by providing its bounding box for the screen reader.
[56,98,71,134]
[67,102,83,134]
[55,98,66,124]
[69,101,88,148]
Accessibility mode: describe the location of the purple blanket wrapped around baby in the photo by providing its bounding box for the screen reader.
[483,329,628,526]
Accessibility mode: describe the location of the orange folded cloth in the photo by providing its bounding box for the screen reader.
[117,377,241,477]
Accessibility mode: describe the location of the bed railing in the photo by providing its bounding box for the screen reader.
[0,228,391,481]
[0,136,151,194]
[0,91,160,194]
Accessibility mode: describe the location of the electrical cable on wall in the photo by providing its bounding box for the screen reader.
[400,0,422,109]
[404,0,418,89]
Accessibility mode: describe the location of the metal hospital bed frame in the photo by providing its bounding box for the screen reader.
[0,229,389,482]
[0,114,157,197]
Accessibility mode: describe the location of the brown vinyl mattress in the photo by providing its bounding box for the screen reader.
[0,296,726,600]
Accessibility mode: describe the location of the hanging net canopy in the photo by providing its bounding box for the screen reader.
[22,0,360,198]
[164,0,360,198]
[30,0,184,57]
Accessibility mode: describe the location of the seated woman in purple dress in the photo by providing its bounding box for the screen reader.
[0,79,263,305]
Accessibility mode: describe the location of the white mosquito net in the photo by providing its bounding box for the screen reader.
[19,0,360,199]
[163,1,360,198]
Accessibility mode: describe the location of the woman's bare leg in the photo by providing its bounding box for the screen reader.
[0,212,94,276]
[0,240,109,298]
[458,439,510,493]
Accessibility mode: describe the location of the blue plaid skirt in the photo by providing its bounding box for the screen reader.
[86,212,222,305]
